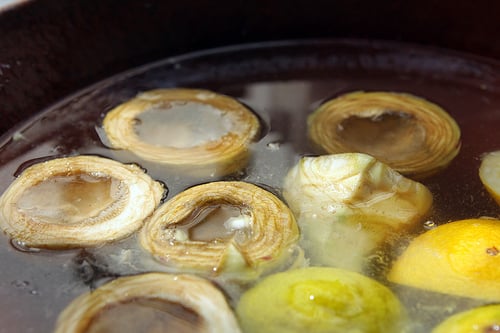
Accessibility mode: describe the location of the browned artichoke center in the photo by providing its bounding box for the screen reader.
[337,111,426,161]
[171,204,252,243]
[16,172,123,225]
[133,102,231,149]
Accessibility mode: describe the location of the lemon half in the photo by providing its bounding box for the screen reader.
[388,218,500,301]
[237,267,407,333]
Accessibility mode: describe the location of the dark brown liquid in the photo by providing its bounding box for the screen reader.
[0,40,499,332]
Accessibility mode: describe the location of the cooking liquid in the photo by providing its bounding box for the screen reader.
[0,41,499,332]
[135,102,232,148]
[16,174,120,225]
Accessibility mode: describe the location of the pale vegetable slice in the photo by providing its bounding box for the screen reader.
[431,304,500,333]
[308,91,461,179]
[479,150,500,206]
[139,181,301,281]
[102,88,260,177]
[283,153,433,272]
[54,272,241,333]
[0,155,164,249]
[388,218,500,302]
[236,267,407,333]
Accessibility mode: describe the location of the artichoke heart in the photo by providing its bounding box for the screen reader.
[283,153,433,272]
[54,272,241,333]
[431,304,500,333]
[139,181,301,280]
[479,150,500,206]
[236,267,408,333]
[0,155,164,249]
[102,88,260,177]
[308,91,461,179]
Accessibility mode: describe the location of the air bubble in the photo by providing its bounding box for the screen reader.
[423,220,437,230]
[266,142,281,151]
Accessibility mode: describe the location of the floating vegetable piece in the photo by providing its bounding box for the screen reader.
[283,153,432,272]
[431,304,500,333]
[388,218,500,302]
[102,88,260,177]
[308,91,461,179]
[54,272,241,333]
[236,267,407,333]
[479,150,500,206]
[139,181,301,280]
[0,155,164,249]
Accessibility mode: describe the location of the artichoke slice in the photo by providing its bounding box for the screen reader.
[139,181,301,280]
[236,267,408,333]
[54,272,241,333]
[479,150,500,206]
[0,155,164,249]
[308,91,461,179]
[283,153,433,272]
[431,304,500,333]
[102,88,260,177]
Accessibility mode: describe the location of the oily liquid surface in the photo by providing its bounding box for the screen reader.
[338,112,426,161]
[17,174,118,224]
[135,102,231,148]
[0,45,499,333]
[86,298,200,333]
[183,205,252,243]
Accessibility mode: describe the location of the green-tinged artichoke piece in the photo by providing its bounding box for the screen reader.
[283,153,432,272]
[102,88,261,177]
[431,304,500,333]
[139,181,302,281]
[0,155,164,249]
[54,272,241,333]
[236,267,407,333]
[308,91,461,179]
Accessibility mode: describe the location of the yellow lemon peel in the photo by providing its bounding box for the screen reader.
[388,218,500,301]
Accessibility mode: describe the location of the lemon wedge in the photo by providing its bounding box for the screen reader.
[479,150,500,206]
[388,218,500,301]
